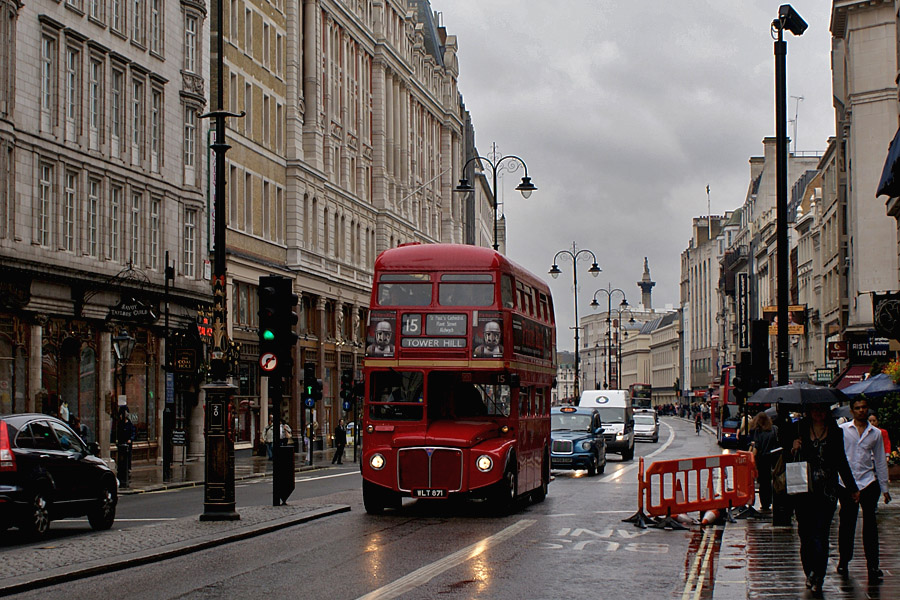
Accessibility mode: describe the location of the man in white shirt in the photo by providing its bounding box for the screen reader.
[837,397,891,581]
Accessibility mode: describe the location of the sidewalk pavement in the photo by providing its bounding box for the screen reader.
[714,481,900,599]
[120,444,358,494]
[1,446,356,596]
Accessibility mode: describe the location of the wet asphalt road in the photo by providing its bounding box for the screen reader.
[6,417,722,600]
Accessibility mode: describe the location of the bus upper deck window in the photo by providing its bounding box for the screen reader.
[377,282,432,306]
[501,275,514,309]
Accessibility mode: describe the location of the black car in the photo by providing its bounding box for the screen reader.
[0,413,118,536]
[550,406,607,476]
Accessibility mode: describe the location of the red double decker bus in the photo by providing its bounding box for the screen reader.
[361,243,556,514]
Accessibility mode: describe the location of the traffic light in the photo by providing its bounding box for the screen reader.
[258,278,279,375]
[340,369,354,411]
[303,362,316,408]
[732,353,751,402]
[257,275,298,378]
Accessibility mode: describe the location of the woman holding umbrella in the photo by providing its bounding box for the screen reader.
[791,401,859,595]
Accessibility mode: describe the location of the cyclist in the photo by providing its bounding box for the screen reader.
[695,411,703,435]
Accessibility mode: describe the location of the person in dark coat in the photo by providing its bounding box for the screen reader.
[332,419,347,464]
[750,411,779,510]
[790,403,859,595]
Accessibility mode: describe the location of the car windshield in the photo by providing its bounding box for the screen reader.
[551,413,592,431]
[634,415,655,426]
[595,407,625,424]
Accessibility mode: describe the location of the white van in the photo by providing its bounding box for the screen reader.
[578,390,635,460]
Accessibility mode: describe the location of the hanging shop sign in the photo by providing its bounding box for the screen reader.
[108,296,158,323]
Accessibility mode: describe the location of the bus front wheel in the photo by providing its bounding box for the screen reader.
[491,462,518,514]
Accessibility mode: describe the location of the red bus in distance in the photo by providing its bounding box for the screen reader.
[361,243,556,514]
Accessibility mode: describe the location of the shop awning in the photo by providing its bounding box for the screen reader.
[833,365,872,390]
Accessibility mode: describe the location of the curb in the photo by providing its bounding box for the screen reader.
[0,504,351,597]
[118,464,329,495]
[710,519,748,600]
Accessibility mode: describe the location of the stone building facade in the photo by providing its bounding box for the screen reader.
[0,0,214,462]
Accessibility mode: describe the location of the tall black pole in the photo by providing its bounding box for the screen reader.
[163,252,173,481]
[775,30,789,386]
[607,298,612,389]
[492,164,499,251]
[200,0,241,522]
[572,258,581,399]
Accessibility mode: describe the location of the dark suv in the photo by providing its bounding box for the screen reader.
[550,406,607,476]
[0,414,118,536]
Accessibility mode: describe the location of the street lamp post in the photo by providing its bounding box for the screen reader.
[454,147,537,251]
[591,285,628,391]
[112,328,136,488]
[771,3,806,529]
[549,243,601,399]
[772,4,806,386]
[613,308,635,389]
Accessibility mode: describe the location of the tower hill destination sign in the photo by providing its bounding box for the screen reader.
[107,296,159,323]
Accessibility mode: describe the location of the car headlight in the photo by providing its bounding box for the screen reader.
[476,455,493,472]
[369,453,385,470]
[580,441,592,451]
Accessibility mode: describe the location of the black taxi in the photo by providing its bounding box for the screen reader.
[550,406,607,476]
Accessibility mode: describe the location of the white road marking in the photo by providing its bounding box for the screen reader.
[356,519,536,600]
[295,471,360,483]
[600,420,676,483]
[66,518,178,523]
[681,527,716,600]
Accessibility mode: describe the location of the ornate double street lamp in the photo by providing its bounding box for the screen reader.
[591,285,629,390]
[455,146,537,251]
[549,243,601,399]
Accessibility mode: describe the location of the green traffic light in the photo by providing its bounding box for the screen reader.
[263,329,275,341]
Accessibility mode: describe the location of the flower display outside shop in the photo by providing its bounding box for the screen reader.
[889,450,900,467]
[884,359,900,385]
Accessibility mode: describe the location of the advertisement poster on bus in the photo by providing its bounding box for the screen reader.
[473,311,504,358]
[510,314,552,360]
[366,310,396,357]
[762,305,807,335]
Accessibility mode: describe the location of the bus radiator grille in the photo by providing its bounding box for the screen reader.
[398,447,463,492]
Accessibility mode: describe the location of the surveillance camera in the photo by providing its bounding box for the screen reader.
[778,4,808,36]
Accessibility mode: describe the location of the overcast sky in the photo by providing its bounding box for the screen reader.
[436,1,834,351]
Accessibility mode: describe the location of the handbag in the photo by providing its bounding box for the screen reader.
[785,461,810,495]
[772,453,786,494]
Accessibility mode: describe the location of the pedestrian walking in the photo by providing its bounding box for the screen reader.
[837,397,891,582]
[332,419,347,464]
[263,415,274,460]
[867,413,891,455]
[790,403,859,595]
[749,411,778,511]
[695,411,702,435]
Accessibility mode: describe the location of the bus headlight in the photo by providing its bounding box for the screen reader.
[580,441,593,451]
[616,433,625,440]
[369,453,385,470]
[476,455,493,472]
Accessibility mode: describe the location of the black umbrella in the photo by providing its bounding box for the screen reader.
[840,373,900,399]
[747,382,849,406]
